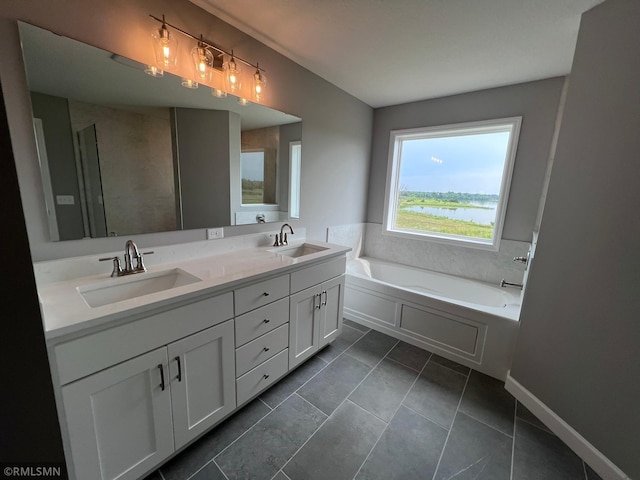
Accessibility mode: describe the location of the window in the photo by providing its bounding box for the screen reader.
[289,141,301,218]
[383,117,521,250]
[241,150,275,205]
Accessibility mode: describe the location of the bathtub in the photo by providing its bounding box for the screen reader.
[344,257,522,380]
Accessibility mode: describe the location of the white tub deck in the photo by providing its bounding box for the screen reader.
[344,257,522,380]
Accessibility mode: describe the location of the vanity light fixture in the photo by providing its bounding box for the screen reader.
[144,65,164,77]
[181,78,198,89]
[224,51,242,94]
[237,97,249,106]
[192,35,213,83]
[149,14,267,99]
[253,63,267,103]
[151,15,178,71]
[211,88,227,98]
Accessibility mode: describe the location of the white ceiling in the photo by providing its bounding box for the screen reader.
[189,0,603,108]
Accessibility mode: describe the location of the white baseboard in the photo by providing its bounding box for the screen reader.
[505,373,630,480]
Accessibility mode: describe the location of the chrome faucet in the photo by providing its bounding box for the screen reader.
[99,240,154,277]
[273,223,295,247]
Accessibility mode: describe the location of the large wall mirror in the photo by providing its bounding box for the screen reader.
[19,22,302,241]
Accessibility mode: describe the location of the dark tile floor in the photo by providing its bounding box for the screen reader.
[145,320,603,480]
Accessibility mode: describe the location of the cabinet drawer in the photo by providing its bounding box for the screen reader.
[235,297,289,346]
[55,292,234,385]
[235,324,289,377]
[234,274,290,315]
[290,256,346,294]
[236,348,289,406]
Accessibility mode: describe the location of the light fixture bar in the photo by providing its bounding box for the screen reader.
[149,14,265,72]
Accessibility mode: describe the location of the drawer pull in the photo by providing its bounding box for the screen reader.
[263,318,270,324]
[315,293,322,310]
[263,374,270,379]
[175,356,182,382]
[263,292,270,297]
[322,290,328,306]
[263,347,270,352]
[158,364,165,391]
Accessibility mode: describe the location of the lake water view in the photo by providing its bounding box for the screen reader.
[404,201,498,225]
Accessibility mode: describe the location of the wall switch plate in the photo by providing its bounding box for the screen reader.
[56,194,75,205]
[207,228,224,240]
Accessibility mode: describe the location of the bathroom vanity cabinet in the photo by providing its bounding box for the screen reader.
[289,258,345,368]
[40,242,348,480]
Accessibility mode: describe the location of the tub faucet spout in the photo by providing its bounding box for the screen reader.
[500,279,523,289]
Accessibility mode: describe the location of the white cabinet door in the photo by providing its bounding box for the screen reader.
[61,347,173,480]
[289,286,321,368]
[319,275,345,348]
[168,319,236,450]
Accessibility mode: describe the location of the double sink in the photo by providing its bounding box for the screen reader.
[77,243,328,308]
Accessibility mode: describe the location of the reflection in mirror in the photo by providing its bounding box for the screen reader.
[19,22,302,241]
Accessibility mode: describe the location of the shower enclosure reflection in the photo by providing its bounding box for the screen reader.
[20,21,302,241]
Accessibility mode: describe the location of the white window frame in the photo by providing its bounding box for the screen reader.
[382,117,522,251]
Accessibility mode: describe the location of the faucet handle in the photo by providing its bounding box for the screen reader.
[99,256,123,277]
[135,251,154,272]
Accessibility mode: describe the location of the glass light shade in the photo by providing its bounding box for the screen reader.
[224,56,242,93]
[151,23,178,71]
[144,65,164,77]
[181,78,198,89]
[211,88,227,98]
[253,68,267,103]
[191,44,213,83]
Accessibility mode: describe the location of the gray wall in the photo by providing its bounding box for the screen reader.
[510,0,640,477]
[0,0,372,261]
[367,77,566,242]
[174,108,235,229]
[30,92,85,240]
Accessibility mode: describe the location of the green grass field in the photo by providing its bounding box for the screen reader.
[395,208,493,239]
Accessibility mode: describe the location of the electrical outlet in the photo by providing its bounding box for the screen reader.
[207,228,224,240]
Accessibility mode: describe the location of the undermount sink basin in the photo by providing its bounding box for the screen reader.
[78,268,202,308]
[271,243,329,258]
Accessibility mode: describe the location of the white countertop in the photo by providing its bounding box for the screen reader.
[37,240,350,341]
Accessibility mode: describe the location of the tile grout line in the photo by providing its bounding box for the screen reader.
[213,458,230,480]
[457,410,514,439]
[383,354,427,373]
[351,351,433,479]
[261,327,367,411]
[210,400,277,466]
[257,396,274,411]
[510,398,518,480]
[430,372,471,480]
[293,391,330,419]
[278,337,400,478]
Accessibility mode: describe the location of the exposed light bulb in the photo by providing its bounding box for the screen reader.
[253,64,267,103]
[191,38,213,83]
[224,53,242,93]
[152,17,178,71]
[237,97,249,106]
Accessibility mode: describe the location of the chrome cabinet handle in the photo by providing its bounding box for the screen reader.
[263,347,270,352]
[315,293,321,310]
[263,318,270,324]
[263,292,270,297]
[263,374,270,380]
[158,364,165,391]
[322,290,328,306]
[175,356,182,382]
